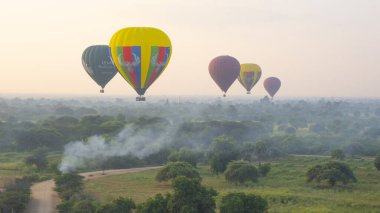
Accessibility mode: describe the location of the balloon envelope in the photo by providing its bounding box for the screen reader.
[264,77,281,98]
[82,45,118,90]
[238,63,262,94]
[209,56,240,94]
[109,27,172,96]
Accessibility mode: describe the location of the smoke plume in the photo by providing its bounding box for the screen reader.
[59,124,174,173]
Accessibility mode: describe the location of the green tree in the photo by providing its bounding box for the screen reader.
[209,136,239,174]
[54,173,84,200]
[72,199,98,213]
[136,194,170,213]
[168,148,201,167]
[17,127,64,150]
[220,192,268,213]
[258,163,271,177]
[24,147,49,170]
[254,141,268,166]
[224,161,259,184]
[96,197,136,213]
[331,149,345,160]
[307,161,357,187]
[375,154,380,171]
[155,162,201,182]
[168,176,217,213]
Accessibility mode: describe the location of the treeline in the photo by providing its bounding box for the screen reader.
[1,97,380,157]
[0,176,33,213]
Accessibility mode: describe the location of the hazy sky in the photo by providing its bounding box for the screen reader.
[0,0,379,97]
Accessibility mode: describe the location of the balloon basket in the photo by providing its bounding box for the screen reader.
[247,91,251,94]
[100,89,104,93]
[223,94,226,97]
[136,96,146,101]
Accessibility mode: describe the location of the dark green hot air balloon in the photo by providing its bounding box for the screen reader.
[82,45,118,93]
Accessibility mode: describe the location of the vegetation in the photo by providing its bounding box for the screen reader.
[375,154,380,171]
[155,162,201,182]
[86,156,380,212]
[168,148,200,167]
[96,197,136,213]
[168,176,217,213]
[307,161,357,187]
[224,160,259,184]
[0,177,32,213]
[136,194,170,213]
[24,147,49,171]
[209,136,239,174]
[219,192,268,213]
[258,163,271,177]
[331,149,345,160]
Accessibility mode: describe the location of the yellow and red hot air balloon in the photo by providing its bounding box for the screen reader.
[109,27,172,101]
[238,63,262,94]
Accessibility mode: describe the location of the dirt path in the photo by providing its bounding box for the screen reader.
[24,166,161,213]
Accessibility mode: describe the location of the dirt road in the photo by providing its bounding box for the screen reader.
[24,166,161,213]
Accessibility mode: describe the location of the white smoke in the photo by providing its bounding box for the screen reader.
[59,124,174,173]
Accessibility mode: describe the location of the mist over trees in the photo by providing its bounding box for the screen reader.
[0,97,380,172]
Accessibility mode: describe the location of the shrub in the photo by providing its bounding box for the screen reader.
[224,161,259,184]
[220,192,268,213]
[258,163,271,177]
[155,162,201,182]
[307,161,357,187]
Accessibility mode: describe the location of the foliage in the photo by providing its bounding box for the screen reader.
[375,154,380,171]
[136,194,170,213]
[156,162,201,182]
[219,192,268,213]
[24,147,49,170]
[209,136,240,174]
[0,176,32,213]
[168,148,201,167]
[307,161,357,186]
[331,149,345,160]
[96,197,136,213]
[54,173,84,200]
[254,141,269,165]
[168,176,217,213]
[16,127,64,150]
[224,161,259,184]
[258,163,271,177]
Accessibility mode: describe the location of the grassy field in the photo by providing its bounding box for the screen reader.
[0,151,62,189]
[85,156,380,213]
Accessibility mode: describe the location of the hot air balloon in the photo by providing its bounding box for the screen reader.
[109,27,172,101]
[238,63,262,94]
[82,45,118,93]
[264,77,281,99]
[209,55,240,97]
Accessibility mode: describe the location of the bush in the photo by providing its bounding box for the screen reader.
[224,161,259,184]
[258,163,271,177]
[331,149,345,160]
[209,136,240,174]
[155,162,201,182]
[136,194,170,213]
[168,148,201,167]
[96,197,136,213]
[375,154,380,171]
[220,192,268,213]
[168,176,217,213]
[54,173,84,200]
[0,177,32,213]
[307,161,357,187]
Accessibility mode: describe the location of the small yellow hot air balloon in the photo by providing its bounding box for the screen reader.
[238,63,262,94]
[109,27,172,101]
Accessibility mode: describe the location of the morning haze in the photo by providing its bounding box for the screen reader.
[0,0,379,97]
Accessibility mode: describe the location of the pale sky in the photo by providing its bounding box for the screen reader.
[0,0,379,97]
